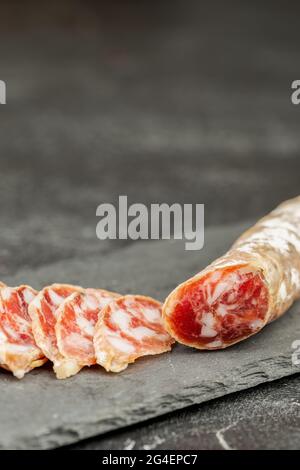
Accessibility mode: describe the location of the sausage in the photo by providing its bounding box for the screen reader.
[0,285,46,378]
[94,295,175,372]
[55,288,121,379]
[28,283,83,375]
[163,196,300,349]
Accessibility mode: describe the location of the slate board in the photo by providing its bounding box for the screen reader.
[1,222,300,450]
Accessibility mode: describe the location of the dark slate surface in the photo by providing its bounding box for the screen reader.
[0,0,300,279]
[0,0,300,450]
[71,374,300,451]
[1,222,300,449]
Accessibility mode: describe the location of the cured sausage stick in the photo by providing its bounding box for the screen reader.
[162,196,300,349]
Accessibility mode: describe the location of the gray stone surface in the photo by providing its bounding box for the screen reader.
[72,374,300,450]
[1,222,300,449]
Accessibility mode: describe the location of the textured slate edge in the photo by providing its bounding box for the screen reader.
[5,355,297,450]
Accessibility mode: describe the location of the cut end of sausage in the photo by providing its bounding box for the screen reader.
[163,264,270,349]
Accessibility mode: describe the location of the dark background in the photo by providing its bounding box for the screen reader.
[1,0,300,449]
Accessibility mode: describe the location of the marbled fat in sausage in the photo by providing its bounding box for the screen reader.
[55,288,121,379]
[0,285,46,378]
[28,283,83,375]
